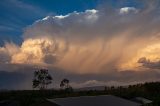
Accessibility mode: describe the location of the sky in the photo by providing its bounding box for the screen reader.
[1,0,160,90]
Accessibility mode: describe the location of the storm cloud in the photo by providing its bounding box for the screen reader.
[1,0,160,89]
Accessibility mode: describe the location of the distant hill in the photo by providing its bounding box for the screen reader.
[75,86,105,91]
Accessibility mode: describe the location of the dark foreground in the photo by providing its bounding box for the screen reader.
[0,82,160,106]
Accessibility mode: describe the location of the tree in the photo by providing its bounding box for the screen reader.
[60,78,73,92]
[32,69,52,90]
[60,78,70,89]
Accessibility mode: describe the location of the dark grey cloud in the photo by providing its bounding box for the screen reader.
[1,65,160,89]
[138,57,160,69]
[0,71,30,89]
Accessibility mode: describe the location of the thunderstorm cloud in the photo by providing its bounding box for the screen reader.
[1,1,160,89]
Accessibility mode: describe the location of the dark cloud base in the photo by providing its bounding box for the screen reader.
[1,66,160,90]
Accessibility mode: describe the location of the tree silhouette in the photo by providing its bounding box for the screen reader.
[32,69,52,90]
[60,78,70,89]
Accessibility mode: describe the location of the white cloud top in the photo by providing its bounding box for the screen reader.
[119,7,138,14]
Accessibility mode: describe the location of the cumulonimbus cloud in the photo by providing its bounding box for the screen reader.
[1,1,160,75]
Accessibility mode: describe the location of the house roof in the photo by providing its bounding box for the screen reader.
[131,97,152,104]
[47,95,141,106]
